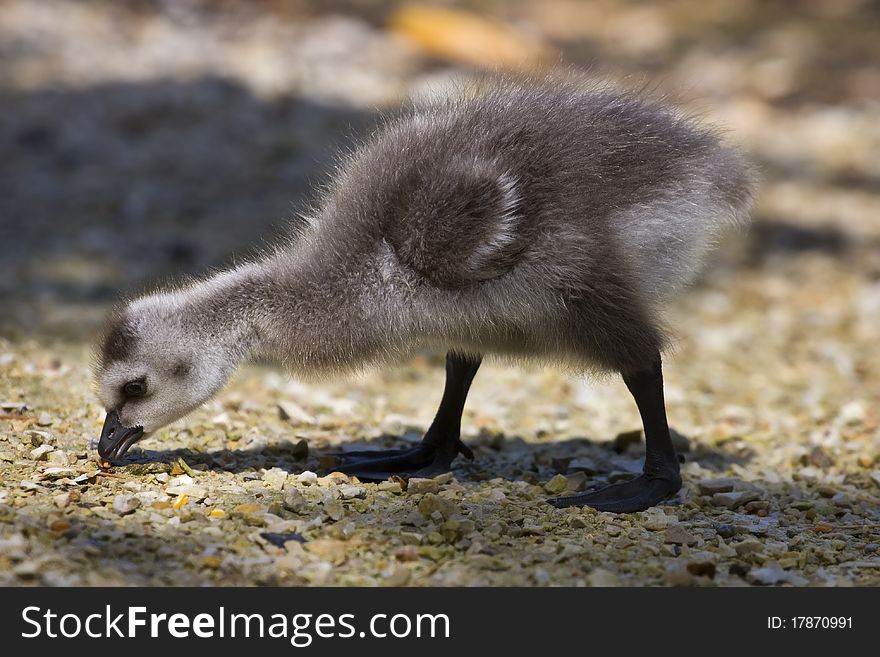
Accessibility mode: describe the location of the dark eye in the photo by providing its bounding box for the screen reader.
[122,379,146,398]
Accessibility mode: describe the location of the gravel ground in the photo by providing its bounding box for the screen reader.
[1,0,879,586]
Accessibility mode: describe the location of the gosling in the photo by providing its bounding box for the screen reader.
[93,77,755,512]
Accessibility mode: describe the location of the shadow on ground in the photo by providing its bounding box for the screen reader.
[114,428,755,485]
[0,76,375,341]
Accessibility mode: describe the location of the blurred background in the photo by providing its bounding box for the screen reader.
[1,0,879,340]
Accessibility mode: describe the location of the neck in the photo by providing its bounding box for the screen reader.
[164,263,269,367]
[168,251,389,377]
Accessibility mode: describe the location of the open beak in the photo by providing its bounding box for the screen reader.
[97,410,144,461]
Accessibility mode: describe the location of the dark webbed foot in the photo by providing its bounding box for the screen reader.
[337,439,473,480]
[549,473,682,513]
[551,356,682,513]
[336,351,481,482]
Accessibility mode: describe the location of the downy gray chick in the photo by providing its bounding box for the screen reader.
[93,77,755,512]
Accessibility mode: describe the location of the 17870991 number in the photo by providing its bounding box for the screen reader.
[768,617,852,629]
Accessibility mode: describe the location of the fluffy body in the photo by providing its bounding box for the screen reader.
[94,78,755,436]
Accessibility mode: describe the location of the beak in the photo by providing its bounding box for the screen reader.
[97,410,144,461]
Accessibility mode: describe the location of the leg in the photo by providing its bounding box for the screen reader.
[337,351,481,480]
[550,355,682,512]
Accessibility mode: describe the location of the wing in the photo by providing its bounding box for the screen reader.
[386,159,526,288]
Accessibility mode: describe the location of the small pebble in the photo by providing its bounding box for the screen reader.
[378,480,403,493]
[297,471,318,486]
[712,491,760,509]
[664,525,698,546]
[112,495,141,516]
[262,467,288,491]
[29,444,54,461]
[543,474,568,495]
[407,478,440,495]
[339,484,366,499]
[283,489,308,513]
[418,493,456,520]
[323,500,345,521]
[748,563,808,586]
[697,478,737,496]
